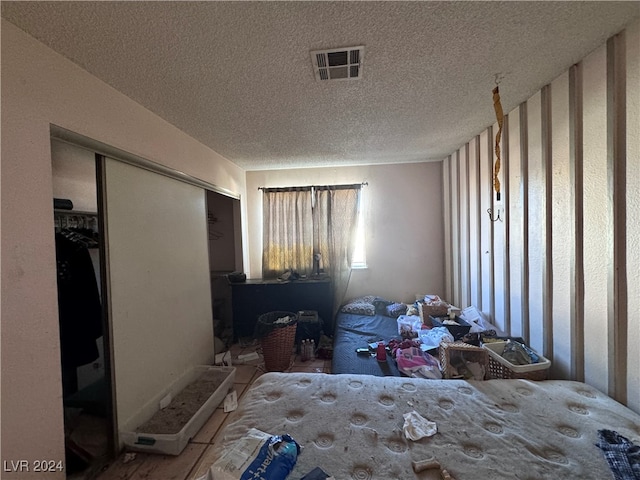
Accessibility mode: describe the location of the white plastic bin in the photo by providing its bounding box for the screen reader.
[121,365,235,455]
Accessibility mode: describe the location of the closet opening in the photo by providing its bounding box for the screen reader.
[52,139,115,479]
[206,190,243,352]
[51,125,245,471]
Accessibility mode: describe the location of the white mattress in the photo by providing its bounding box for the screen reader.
[212,373,640,479]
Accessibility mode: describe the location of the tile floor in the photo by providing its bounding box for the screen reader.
[94,341,331,480]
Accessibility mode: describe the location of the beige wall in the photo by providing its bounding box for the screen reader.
[1,20,246,478]
[245,162,445,304]
[626,16,640,419]
[443,19,640,413]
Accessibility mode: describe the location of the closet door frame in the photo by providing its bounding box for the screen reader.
[52,125,239,200]
[95,153,119,456]
[52,125,241,451]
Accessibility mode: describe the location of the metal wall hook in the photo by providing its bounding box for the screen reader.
[487,207,503,222]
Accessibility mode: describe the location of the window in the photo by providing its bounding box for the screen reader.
[261,184,364,277]
[351,189,367,269]
[262,184,365,312]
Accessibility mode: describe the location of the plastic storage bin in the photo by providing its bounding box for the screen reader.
[121,365,235,455]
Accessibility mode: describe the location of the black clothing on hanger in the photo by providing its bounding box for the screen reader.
[55,232,102,377]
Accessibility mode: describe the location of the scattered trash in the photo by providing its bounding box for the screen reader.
[236,351,260,363]
[215,350,232,366]
[300,467,333,479]
[412,458,456,479]
[300,339,315,362]
[223,391,238,413]
[412,458,440,473]
[441,468,455,479]
[196,428,300,480]
[122,452,136,464]
[402,410,437,441]
[315,334,334,360]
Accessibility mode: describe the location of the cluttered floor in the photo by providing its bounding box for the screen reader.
[93,341,331,480]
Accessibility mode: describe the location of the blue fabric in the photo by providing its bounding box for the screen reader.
[385,302,407,318]
[331,312,402,376]
[596,429,640,480]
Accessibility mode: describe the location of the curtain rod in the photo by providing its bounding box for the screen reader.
[258,182,368,191]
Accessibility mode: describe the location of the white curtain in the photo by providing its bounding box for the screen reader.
[262,188,313,278]
[262,185,361,317]
[313,187,361,315]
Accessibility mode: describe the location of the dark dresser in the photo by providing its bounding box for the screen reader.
[230,277,333,341]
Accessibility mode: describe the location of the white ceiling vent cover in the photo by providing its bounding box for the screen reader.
[311,46,364,81]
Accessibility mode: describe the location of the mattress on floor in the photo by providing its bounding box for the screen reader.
[331,312,403,376]
[205,373,640,480]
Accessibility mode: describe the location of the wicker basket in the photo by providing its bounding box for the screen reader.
[439,341,488,379]
[257,311,298,372]
[483,341,551,381]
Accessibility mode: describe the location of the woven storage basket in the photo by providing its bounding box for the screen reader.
[439,341,488,379]
[483,341,551,380]
[257,311,298,372]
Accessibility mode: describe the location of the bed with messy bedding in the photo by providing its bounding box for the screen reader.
[331,295,424,376]
[197,372,640,480]
[331,309,404,376]
[331,295,498,377]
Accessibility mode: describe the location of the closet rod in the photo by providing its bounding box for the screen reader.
[54,209,98,217]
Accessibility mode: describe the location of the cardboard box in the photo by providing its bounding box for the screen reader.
[417,301,449,324]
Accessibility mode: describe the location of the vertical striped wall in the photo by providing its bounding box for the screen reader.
[442,20,639,413]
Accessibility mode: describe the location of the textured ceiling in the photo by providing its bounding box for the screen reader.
[2,1,639,171]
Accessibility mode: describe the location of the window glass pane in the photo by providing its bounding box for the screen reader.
[351,190,366,268]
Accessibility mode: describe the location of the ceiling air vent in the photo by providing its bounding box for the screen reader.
[310,46,364,81]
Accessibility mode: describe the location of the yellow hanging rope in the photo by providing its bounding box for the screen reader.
[492,85,504,200]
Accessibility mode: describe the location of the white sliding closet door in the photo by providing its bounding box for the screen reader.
[104,158,213,435]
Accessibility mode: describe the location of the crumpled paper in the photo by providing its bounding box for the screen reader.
[402,410,437,441]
